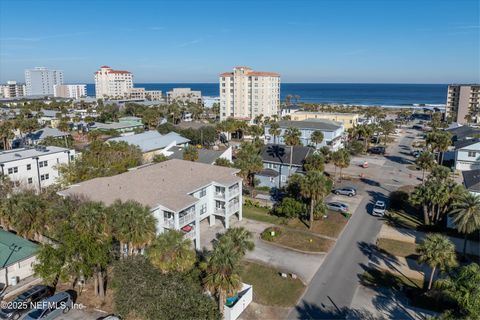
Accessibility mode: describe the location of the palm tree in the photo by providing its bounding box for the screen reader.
[0,120,15,150]
[109,200,157,256]
[268,122,281,144]
[146,230,196,273]
[331,149,350,182]
[417,233,458,290]
[183,145,199,161]
[310,130,324,148]
[7,191,48,241]
[415,151,436,182]
[300,171,332,229]
[303,153,325,172]
[221,227,254,256]
[234,142,263,187]
[283,127,302,146]
[450,192,480,257]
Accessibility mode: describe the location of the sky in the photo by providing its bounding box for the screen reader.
[0,0,479,84]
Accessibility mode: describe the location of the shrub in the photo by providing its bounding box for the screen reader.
[274,197,305,219]
[390,190,409,210]
[261,227,282,241]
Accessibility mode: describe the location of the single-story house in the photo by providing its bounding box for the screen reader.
[22,127,70,146]
[89,117,143,134]
[0,230,38,287]
[256,144,313,189]
[166,145,232,165]
[462,169,480,196]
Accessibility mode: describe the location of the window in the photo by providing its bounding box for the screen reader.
[28,177,33,184]
[7,167,18,174]
[200,203,207,214]
[199,188,206,197]
[281,175,287,182]
[27,164,31,170]
[40,174,49,181]
[39,160,48,168]
[468,151,476,157]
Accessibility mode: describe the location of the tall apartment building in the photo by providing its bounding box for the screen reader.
[0,146,76,191]
[167,88,202,104]
[24,67,64,96]
[127,88,162,100]
[1,81,26,98]
[94,66,133,99]
[53,84,86,99]
[219,66,280,121]
[446,84,480,124]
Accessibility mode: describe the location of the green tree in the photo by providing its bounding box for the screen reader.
[417,233,458,290]
[283,127,302,146]
[310,130,324,148]
[416,151,436,182]
[221,227,254,257]
[268,122,281,144]
[426,131,452,164]
[450,192,480,257]
[152,154,169,163]
[331,149,350,182]
[146,230,196,274]
[0,120,15,150]
[274,197,305,219]
[6,191,48,241]
[183,145,199,162]
[304,153,325,172]
[234,142,263,187]
[378,120,395,145]
[300,171,332,229]
[214,158,233,167]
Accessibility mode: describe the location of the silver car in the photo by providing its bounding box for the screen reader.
[24,292,72,320]
[372,200,386,217]
[326,202,349,213]
[333,187,357,197]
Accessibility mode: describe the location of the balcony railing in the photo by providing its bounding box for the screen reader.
[227,187,240,198]
[214,192,225,199]
[228,202,240,214]
[183,229,196,241]
[179,211,195,227]
[163,218,175,229]
[215,207,226,215]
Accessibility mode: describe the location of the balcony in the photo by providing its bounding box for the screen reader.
[228,186,240,198]
[181,225,196,241]
[214,191,226,199]
[179,211,195,227]
[228,202,240,214]
[215,207,226,215]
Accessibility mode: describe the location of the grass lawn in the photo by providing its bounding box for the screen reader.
[377,238,418,259]
[287,211,349,238]
[266,227,334,252]
[240,261,305,307]
[386,209,423,230]
[242,205,283,224]
[361,268,425,290]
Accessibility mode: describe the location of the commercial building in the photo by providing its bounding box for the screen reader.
[264,119,345,150]
[0,146,75,191]
[290,111,360,129]
[219,66,280,121]
[167,88,202,104]
[53,84,86,99]
[25,67,64,96]
[446,84,480,124]
[58,159,243,249]
[94,66,133,99]
[1,81,26,98]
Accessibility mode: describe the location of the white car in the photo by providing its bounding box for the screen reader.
[372,200,386,217]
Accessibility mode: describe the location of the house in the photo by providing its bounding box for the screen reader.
[23,127,70,146]
[290,111,359,129]
[0,230,38,287]
[58,159,243,250]
[89,117,143,134]
[462,169,480,196]
[256,144,313,188]
[446,125,480,142]
[0,145,76,190]
[166,145,232,165]
[108,131,190,162]
[264,119,344,150]
[280,105,301,118]
[454,139,480,171]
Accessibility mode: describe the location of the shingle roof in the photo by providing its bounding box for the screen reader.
[276,119,343,131]
[58,159,241,212]
[26,128,70,141]
[454,138,480,150]
[257,168,279,177]
[108,131,190,153]
[0,146,72,164]
[463,169,480,193]
[447,125,480,141]
[0,230,38,268]
[261,144,313,167]
[167,146,225,165]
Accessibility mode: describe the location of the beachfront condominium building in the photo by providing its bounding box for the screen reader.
[1,81,26,98]
[24,67,64,96]
[446,84,480,124]
[58,159,243,250]
[0,146,76,191]
[127,87,163,101]
[53,84,87,99]
[94,66,133,99]
[167,88,202,104]
[219,66,280,121]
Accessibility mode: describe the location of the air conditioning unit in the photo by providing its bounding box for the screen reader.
[9,276,19,286]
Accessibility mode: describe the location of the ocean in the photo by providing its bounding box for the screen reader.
[85,83,448,108]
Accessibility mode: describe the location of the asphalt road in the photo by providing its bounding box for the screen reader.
[289,128,419,319]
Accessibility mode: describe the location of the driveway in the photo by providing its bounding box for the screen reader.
[200,218,325,284]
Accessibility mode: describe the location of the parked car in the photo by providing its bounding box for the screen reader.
[372,200,386,217]
[333,187,357,197]
[368,146,385,155]
[0,285,53,320]
[411,150,421,158]
[326,202,349,213]
[24,292,72,320]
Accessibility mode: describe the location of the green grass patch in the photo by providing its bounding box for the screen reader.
[385,209,423,230]
[287,211,348,238]
[377,238,418,258]
[242,205,283,224]
[361,268,425,290]
[240,261,305,307]
[406,164,420,171]
[263,227,334,253]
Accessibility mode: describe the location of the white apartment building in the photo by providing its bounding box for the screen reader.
[25,67,64,96]
[1,81,26,98]
[167,88,202,104]
[219,66,280,121]
[54,84,87,99]
[127,88,162,100]
[58,159,242,250]
[0,146,76,191]
[94,66,133,99]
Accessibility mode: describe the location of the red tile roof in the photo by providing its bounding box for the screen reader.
[248,71,280,77]
[107,70,131,74]
[234,66,252,69]
[100,65,111,68]
[220,72,233,77]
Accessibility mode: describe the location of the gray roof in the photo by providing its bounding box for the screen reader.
[90,121,143,130]
[0,146,72,164]
[463,169,480,193]
[108,131,190,153]
[257,168,279,177]
[261,144,313,166]
[26,127,70,141]
[454,138,480,150]
[168,146,225,164]
[58,159,241,212]
[275,119,343,131]
[447,125,480,141]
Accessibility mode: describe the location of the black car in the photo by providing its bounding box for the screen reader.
[0,285,53,320]
[368,146,385,155]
